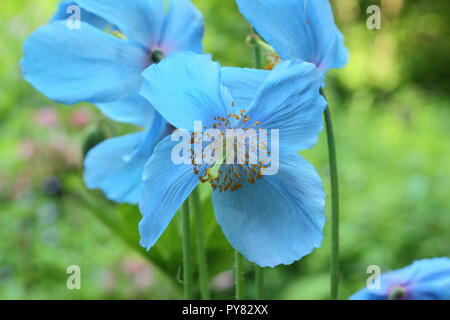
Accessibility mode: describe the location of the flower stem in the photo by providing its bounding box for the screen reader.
[255,266,264,300]
[251,27,265,300]
[182,199,193,299]
[322,90,340,300]
[191,188,210,300]
[252,29,263,69]
[235,251,245,300]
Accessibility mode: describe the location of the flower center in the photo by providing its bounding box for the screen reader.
[388,285,407,300]
[150,50,165,64]
[190,111,269,192]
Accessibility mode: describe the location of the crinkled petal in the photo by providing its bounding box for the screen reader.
[96,94,156,127]
[140,52,231,130]
[212,154,325,267]
[75,0,165,48]
[21,21,147,105]
[132,112,171,159]
[221,67,269,109]
[235,0,349,72]
[408,258,450,300]
[332,30,350,70]
[139,136,199,250]
[83,132,148,204]
[84,114,168,204]
[159,0,204,53]
[247,59,326,153]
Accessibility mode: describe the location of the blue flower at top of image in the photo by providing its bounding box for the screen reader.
[22,0,203,108]
[21,0,204,204]
[137,52,327,267]
[235,0,348,74]
[350,258,450,300]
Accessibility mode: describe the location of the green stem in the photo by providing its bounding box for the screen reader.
[255,266,264,300]
[182,199,193,299]
[235,251,245,300]
[252,29,263,69]
[251,27,265,301]
[191,188,210,300]
[322,90,340,300]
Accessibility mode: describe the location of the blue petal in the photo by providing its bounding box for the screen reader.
[140,52,231,130]
[21,21,147,105]
[132,113,171,159]
[235,0,349,72]
[139,136,199,250]
[407,258,450,300]
[348,290,385,300]
[51,0,109,29]
[96,94,156,127]
[75,0,165,48]
[247,59,326,153]
[159,0,204,53]
[84,114,168,204]
[212,154,325,267]
[332,30,350,70]
[221,67,269,109]
[410,278,450,300]
[83,132,148,204]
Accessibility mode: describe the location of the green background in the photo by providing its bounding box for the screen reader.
[0,0,449,299]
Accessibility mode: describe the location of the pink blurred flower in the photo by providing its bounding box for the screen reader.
[122,257,154,289]
[70,108,92,128]
[18,139,37,160]
[34,108,59,127]
[212,271,234,292]
[100,270,117,292]
[12,175,31,199]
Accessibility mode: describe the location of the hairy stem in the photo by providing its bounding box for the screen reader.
[255,266,264,300]
[192,188,210,299]
[322,90,341,300]
[182,199,193,299]
[235,251,245,300]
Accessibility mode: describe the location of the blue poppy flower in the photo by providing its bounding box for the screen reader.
[138,52,326,267]
[84,66,264,204]
[22,0,204,108]
[21,0,204,204]
[235,0,348,73]
[350,258,450,300]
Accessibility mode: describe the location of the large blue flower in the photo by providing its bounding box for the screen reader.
[235,0,348,73]
[350,258,450,300]
[138,52,326,267]
[22,0,204,204]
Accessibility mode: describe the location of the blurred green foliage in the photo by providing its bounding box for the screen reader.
[0,0,449,299]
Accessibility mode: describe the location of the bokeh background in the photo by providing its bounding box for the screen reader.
[1,0,449,299]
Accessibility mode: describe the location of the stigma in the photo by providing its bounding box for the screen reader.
[189,111,269,192]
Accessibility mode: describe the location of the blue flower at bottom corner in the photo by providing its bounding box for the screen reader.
[350,258,450,300]
[137,52,327,267]
[21,0,204,204]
